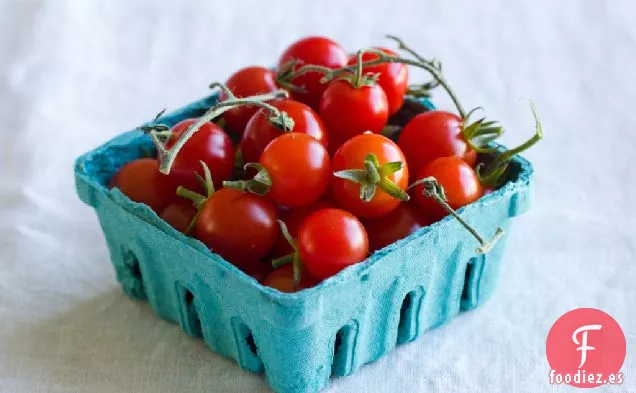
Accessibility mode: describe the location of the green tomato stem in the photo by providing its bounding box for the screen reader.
[184,209,202,235]
[354,50,364,88]
[277,219,298,252]
[321,49,464,118]
[408,176,503,254]
[150,86,290,175]
[176,186,207,208]
[272,220,303,290]
[272,253,294,268]
[477,103,543,188]
[173,161,216,232]
[210,82,234,99]
[278,36,462,116]
[292,253,302,288]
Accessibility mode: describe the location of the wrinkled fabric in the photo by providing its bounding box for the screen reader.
[1,0,635,392]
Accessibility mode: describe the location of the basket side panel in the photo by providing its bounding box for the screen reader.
[351,275,405,369]
[253,324,333,393]
[92,195,180,321]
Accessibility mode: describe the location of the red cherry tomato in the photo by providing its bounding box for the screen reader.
[398,110,478,175]
[219,66,279,135]
[272,200,335,257]
[240,99,327,164]
[331,134,409,217]
[164,119,235,192]
[278,36,348,108]
[160,201,197,234]
[362,202,431,252]
[347,48,408,115]
[319,79,389,143]
[109,158,173,213]
[260,133,330,208]
[262,264,317,293]
[298,208,369,280]
[195,188,278,267]
[412,156,482,221]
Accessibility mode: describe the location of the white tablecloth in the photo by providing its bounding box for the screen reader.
[1,0,635,392]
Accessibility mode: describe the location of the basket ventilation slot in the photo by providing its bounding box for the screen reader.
[331,322,358,377]
[121,249,147,300]
[460,256,485,311]
[397,287,425,344]
[176,284,203,338]
[231,319,264,374]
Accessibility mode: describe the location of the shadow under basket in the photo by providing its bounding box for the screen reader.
[74,93,534,393]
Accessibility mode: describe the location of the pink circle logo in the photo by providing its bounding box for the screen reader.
[546,308,626,388]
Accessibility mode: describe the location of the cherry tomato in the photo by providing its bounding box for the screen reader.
[272,200,335,257]
[240,99,327,164]
[362,202,431,252]
[260,133,330,208]
[262,264,317,293]
[298,208,369,280]
[220,66,279,135]
[319,79,389,143]
[412,156,482,221]
[398,110,478,175]
[195,188,278,266]
[278,36,348,108]
[347,48,408,115]
[331,134,409,217]
[164,119,235,192]
[109,158,173,213]
[160,201,197,234]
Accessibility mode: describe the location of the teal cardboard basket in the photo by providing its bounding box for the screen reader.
[74,93,533,393]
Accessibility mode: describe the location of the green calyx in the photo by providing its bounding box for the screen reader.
[345,50,380,89]
[407,176,503,254]
[271,220,303,288]
[462,107,505,153]
[476,103,543,188]
[267,110,295,131]
[222,163,271,196]
[175,161,216,234]
[336,72,380,89]
[333,153,409,202]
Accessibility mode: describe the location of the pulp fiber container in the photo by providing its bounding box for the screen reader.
[74,93,534,393]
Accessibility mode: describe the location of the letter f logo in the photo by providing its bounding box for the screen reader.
[572,324,602,368]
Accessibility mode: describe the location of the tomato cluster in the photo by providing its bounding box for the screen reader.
[110,35,541,293]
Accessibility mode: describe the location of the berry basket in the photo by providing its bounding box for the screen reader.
[74,93,533,393]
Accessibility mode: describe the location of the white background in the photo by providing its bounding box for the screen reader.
[1,0,635,392]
